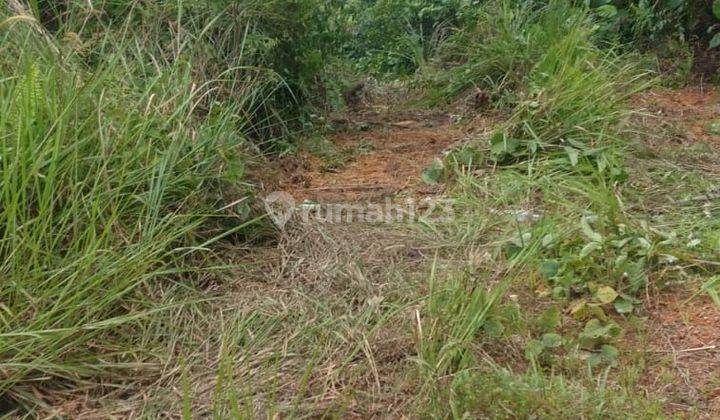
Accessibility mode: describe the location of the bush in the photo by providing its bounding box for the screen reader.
[587,0,716,47]
[35,0,342,142]
[341,0,475,75]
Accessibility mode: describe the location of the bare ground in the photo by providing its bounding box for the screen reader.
[259,90,720,418]
[276,110,471,203]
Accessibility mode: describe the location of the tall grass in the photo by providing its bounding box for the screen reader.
[424,0,651,163]
[428,1,649,108]
[0,4,277,410]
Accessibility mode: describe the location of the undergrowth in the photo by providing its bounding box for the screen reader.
[2,0,720,417]
[0,1,279,412]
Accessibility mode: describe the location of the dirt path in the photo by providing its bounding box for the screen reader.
[275,110,468,203]
[230,110,477,417]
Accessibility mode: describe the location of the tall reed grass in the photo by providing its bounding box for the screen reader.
[0,3,279,410]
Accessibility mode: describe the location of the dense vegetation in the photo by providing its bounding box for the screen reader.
[2,0,720,417]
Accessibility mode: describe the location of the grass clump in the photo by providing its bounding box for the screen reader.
[0,4,276,411]
[427,366,665,419]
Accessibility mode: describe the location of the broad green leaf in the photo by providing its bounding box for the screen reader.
[707,120,720,135]
[542,333,563,348]
[587,345,619,368]
[580,241,601,258]
[603,322,621,338]
[596,286,618,304]
[580,217,603,243]
[714,0,720,20]
[588,304,608,322]
[587,353,603,368]
[569,299,588,319]
[542,234,556,248]
[565,146,579,166]
[490,131,520,157]
[450,147,483,168]
[711,33,720,49]
[601,344,619,360]
[511,232,533,248]
[614,297,634,314]
[537,306,561,331]
[483,318,505,337]
[581,319,620,340]
[573,300,608,322]
[421,158,444,184]
[610,166,629,182]
[582,319,604,338]
[636,237,652,250]
[539,260,560,278]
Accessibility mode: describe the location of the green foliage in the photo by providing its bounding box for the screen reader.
[430,1,649,163]
[240,0,346,106]
[39,0,343,143]
[540,212,656,302]
[421,158,446,184]
[341,0,476,75]
[423,363,664,418]
[429,0,552,102]
[0,3,272,408]
[419,262,508,376]
[4,0,719,416]
[587,0,718,50]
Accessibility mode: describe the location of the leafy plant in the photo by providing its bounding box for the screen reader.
[588,0,719,51]
[539,211,657,305]
[342,0,474,75]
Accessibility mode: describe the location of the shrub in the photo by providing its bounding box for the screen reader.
[342,0,475,75]
[587,0,715,48]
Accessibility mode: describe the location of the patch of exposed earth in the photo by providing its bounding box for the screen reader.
[633,86,720,147]
[254,89,720,418]
[637,293,720,417]
[275,111,474,203]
